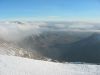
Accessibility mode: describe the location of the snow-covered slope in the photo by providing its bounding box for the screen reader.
[0,55,100,75]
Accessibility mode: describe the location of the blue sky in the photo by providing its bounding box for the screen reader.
[0,0,100,21]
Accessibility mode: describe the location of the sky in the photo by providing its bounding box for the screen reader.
[0,0,100,21]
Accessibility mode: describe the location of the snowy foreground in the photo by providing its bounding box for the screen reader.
[0,55,100,75]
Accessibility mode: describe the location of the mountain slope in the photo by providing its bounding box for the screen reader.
[18,32,100,64]
[65,33,100,63]
[0,55,100,75]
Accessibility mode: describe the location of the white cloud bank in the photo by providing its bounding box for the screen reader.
[0,21,100,41]
[0,21,48,41]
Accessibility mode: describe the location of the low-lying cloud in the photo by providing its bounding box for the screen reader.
[0,21,100,41]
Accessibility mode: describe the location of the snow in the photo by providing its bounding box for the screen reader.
[0,55,100,75]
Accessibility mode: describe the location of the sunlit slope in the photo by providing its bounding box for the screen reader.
[0,55,100,75]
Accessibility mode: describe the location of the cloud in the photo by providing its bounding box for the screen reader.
[0,21,100,41]
[0,21,48,41]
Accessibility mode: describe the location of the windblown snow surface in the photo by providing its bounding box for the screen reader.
[0,55,100,75]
